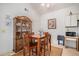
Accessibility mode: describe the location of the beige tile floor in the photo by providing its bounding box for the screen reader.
[53,45,79,56]
[1,45,79,56]
[62,47,79,56]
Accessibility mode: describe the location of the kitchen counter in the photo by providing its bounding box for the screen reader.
[64,36,79,51]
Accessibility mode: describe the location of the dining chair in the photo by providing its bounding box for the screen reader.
[22,33,37,56]
[40,32,51,56]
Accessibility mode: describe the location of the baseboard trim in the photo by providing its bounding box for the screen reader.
[0,50,15,56]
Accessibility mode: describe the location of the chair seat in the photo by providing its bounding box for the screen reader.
[30,42,37,46]
[41,41,48,45]
[24,42,37,49]
[24,45,37,49]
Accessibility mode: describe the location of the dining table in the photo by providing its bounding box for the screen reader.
[31,34,46,56]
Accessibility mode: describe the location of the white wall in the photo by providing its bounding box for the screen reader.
[40,6,79,47]
[0,3,40,55]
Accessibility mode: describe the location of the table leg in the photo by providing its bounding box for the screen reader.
[37,38,40,56]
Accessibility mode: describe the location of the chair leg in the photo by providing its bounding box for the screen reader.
[29,49,31,56]
[32,48,35,56]
[44,45,45,56]
[23,49,25,56]
[48,42,51,56]
[49,44,51,56]
[47,44,50,56]
[50,42,51,52]
[32,49,33,55]
[36,47,37,56]
[31,47,37,56]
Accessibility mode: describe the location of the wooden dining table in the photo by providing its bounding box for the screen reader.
[31,34,46,56]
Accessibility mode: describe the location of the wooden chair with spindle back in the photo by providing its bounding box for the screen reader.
[40,32,51,56]
[22,32,37,56]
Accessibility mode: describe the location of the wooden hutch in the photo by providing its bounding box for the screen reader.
[13,16,32,52]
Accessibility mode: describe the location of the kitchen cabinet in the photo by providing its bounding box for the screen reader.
[65,16,70,26]
[65,15,77,27]
[71,15,77,26]
[65,36,79,50]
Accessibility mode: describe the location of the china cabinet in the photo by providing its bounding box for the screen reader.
[13,16,32,52]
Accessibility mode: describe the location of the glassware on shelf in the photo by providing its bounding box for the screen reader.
[16,23,21,26]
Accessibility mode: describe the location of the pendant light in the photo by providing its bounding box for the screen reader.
[69,11,72,26]
[40,3,50,8]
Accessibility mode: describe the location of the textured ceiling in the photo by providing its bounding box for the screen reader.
[30,3,79,15]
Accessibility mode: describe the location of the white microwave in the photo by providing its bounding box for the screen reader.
[66,32,76,36]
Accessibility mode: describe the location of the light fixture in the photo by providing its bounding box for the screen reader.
[6,15,12,26]
[41,3,45,7]
[69,11,72,16]
[69,11,73,26]
[40,3,50,8]
[24,8,29,14]
[46,4,50,8]
[24,8,28,11]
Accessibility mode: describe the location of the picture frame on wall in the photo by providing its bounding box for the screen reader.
[48,18,56,29]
